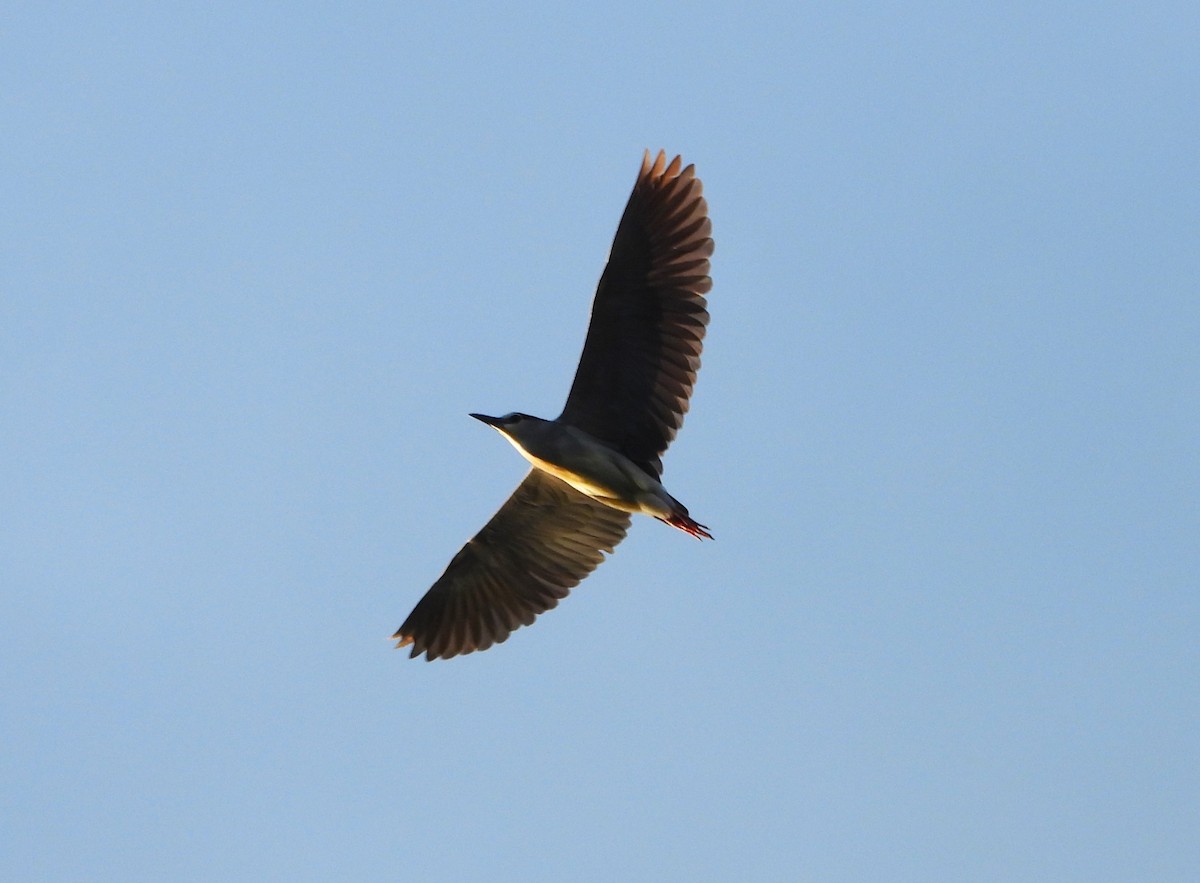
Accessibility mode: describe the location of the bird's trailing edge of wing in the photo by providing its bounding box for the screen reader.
[558,150,713,478]
[393,470,632,660]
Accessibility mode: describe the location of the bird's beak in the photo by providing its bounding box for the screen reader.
[470,413,502,428]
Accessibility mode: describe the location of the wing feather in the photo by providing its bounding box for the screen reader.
[394,470,631,660]
[557,151,713,477]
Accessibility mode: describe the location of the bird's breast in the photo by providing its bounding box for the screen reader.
[524,452,626,500]
[504,430,657,510]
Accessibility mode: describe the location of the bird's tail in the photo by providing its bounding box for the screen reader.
[658,501,713,541]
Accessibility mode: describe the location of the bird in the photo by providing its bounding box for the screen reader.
[394,150,713,660]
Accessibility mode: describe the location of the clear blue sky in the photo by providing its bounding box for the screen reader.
[3,3,1197,880]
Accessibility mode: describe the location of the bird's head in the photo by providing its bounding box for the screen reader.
[470,412,547,446]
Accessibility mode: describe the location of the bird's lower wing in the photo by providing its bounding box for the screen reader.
[393,470,632,660]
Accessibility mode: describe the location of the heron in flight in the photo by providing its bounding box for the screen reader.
[395,151,713,660]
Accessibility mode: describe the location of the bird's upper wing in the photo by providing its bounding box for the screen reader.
[557,151,713,478]
[394,469,632,660]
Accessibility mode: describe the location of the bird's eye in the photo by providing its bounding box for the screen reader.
[508,414,523,424]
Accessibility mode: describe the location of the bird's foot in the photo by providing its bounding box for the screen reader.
[660,512,713,540]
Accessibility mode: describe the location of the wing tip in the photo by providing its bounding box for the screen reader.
[392,631,430,660]
[642,148,673,182]
[640,149,698,187]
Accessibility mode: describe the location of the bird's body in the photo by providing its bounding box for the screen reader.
[472,412,712,537]
[394,151,713,660]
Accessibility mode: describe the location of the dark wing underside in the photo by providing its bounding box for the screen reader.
[394,470,632,660]
[557,151,713,478]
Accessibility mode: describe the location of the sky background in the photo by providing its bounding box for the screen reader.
[3,2,1197,880]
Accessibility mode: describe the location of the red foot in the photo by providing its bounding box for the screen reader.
[660,511,713,540]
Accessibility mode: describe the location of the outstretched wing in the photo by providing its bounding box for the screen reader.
[394,470,631,660]
[557,151,713,478]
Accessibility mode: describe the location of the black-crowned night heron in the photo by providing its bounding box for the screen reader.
[395,151,713,660]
